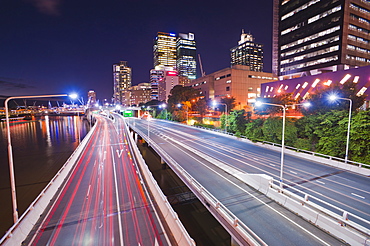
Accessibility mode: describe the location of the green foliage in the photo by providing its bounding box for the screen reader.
[262,117,297,146]
[221,96,236,112]
[350,110,370,164]
[245,118,264,141]
[227,109,247,134]
[167,85,201,112]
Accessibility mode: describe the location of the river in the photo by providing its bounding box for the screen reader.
[0,116,90,237]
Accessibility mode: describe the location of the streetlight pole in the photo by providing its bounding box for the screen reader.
[5,94,69,223]
[213,101,228,133]
[255,102,310,189]
[329,96,352,163]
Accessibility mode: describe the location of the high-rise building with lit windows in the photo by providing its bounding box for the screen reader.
[273,0,370,79]
[154,32,177,69]
[177,33,197,80]
[113,61,132,105]
[230,30,264,72]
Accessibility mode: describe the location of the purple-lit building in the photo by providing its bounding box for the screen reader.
[261,65,370,105]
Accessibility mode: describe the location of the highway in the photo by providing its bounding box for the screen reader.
[128,117,370,245]
[25,114,170,245]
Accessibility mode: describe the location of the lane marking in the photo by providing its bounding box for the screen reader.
[87,185,91,198]
[111,146,125,246]
[169,139,331,245]
[116,149,124,158]
[290,171,298,175]
[269,164,276,167]
[316,180,325,185]
[351,193,365,199]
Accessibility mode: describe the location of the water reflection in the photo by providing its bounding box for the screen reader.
[0,116,89,237]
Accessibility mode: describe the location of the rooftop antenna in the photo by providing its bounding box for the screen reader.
[198,54,206,77]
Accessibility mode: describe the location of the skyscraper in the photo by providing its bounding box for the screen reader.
[153,32,177,69]
[113,61,132,105]
[177,33,197,80]
[273,0,370,79]
[230,30,264,72]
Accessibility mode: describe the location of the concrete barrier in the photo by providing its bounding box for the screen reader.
[0,121,98,246]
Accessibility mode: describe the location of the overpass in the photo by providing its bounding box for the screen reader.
[127,117,370,245]
[0,113,194,245]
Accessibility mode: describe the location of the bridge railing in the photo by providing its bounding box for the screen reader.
[130,122,267,246]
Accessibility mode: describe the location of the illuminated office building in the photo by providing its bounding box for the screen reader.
[113,61,132,105]
[154,32,177,69]
[177,33,197,80]
[230,30,263,72]
[273,0,370,79]
[150,66,179,101]
[87,90,96,107]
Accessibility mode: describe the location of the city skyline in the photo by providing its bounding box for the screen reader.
[0,0,273,101]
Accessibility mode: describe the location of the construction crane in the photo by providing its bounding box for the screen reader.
[198,54,205,77]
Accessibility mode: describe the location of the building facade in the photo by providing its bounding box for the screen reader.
[127,82,151,106]
[177,33,197,80]
[153,32,177,69]
[273,0,370,79]
[261,65,370,103]
[189,65,277,109]
[87,90,96,107]
[113,61,132,105]
[230,30,264,72]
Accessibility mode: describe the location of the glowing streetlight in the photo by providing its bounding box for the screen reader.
[328,94,352,163]
[5,93,75,223]
[213,100,228,133]
[255,101,310,189]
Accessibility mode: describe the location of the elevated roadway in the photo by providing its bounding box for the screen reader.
[127,118,370,245]
[22,114,172,245]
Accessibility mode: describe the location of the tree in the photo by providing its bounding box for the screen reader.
[227,109,247,134]
[348,110,370,164]
[167,85,201,113]
[245,118,264,141]
[221,96,236,113]
[194,98,208,122]
[262,117,297,146]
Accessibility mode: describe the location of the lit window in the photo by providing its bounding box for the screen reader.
[353,76,360,83]
[357,87,367,96]
[312,79,320,88]
[340,74,351,84]
[302,82,308,89]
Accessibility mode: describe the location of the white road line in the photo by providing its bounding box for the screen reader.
[290,171,298,175]
[170,141,331,246]
[316,180,325,185]
[269,163,276,167]
[351,193,365,199]
[111,146,125,246]
[87,185,91,198]
[253,158,259,160]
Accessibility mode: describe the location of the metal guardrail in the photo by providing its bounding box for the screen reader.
[130,122,267,246]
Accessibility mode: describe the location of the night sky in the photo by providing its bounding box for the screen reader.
[1,0,273,102]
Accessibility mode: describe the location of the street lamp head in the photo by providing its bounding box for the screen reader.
[161,103,166,108]
[69,93,78,99]
[302,102,311,108]
[177,103,181,108]
[328,94,338,101]
[212,100,217,107]
[255,101,263,107]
